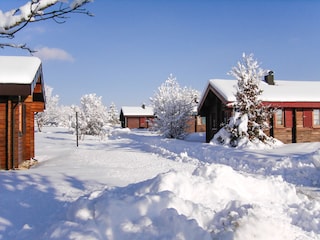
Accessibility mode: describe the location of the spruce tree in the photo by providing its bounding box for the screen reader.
[229,53,272,144]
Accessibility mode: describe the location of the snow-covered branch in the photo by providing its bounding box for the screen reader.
[0,42,36,53]
[0,0,93,51]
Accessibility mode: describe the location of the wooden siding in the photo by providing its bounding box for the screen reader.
[296,128,320,142]
[0,99,44,169]
[125,116,153,129]
[270,108,320,143]
[31,101,45,112]
[7,101,13,169]
[273,128,293,144]
[186,116,206,133]
[127,117,140,129]
[25,103,35,160]
[0,103,6,169]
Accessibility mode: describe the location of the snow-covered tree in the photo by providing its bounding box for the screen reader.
[69,104,88,139]
[214,53,274,147]
[70,93,108,138]
[150,74,199,139]
[0,0,93,52]
[108,102,120,126]
[35,85,61,131]
[59,105,73,128]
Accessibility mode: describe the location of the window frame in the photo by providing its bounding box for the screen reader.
[275,109,284,127]
[313,109,320,127]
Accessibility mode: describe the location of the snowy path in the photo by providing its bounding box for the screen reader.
[32,128,197,201]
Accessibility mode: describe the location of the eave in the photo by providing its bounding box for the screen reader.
[264,101,320,108]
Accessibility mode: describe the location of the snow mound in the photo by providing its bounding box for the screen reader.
[311,148,320,168]
[108,127,131,139]
[45,164,319,239]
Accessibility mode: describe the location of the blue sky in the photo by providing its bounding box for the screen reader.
[1,0,320,108]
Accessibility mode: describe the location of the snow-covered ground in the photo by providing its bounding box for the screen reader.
[1,127,320,240]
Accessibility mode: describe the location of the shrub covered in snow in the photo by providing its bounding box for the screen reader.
[108,102,120,126]
[69,93,109,138]
[150,74,199,139]
[35,85,62,131]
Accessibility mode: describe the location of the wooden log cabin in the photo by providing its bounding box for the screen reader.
[120,105,206,132]
[198,73,320,144]
[120,105,154,129]
[0,56,45,170]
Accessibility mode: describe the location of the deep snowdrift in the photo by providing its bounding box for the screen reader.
[1,127,320,240]
[48,164,320,240]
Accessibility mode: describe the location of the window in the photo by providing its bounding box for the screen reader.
[314,109,320,126]
[197,116,206,125]
[201,117,206,125]
[275,109,283,126]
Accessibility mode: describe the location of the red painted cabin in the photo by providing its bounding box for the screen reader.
[120,105,154,129]
[198,73,320,143]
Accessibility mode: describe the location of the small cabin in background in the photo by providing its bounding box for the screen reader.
[0,56,45,170]
[120,105,206,132]
[120,105,154,129]
[198,73,320,143]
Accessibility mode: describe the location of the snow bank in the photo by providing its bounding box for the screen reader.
[311,149,320,168]
[45,164,319,239]
[107,127,131,139]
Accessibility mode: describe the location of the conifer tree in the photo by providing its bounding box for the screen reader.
[229,53,272,143]
[215,53,274,147]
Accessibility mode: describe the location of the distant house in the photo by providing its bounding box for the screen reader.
[0,56,45,170]
[120,105,154,129]
[198,73,320,143]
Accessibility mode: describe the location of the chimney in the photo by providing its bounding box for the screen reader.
[264,71,275,85]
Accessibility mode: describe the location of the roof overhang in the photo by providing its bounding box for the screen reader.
[198,83,233,113]
[121,106,154,117]
[0,56,45,103]
[264,101,320,108]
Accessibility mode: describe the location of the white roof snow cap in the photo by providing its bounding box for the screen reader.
[121,106,154,116]
[208,79,320,102]
[0,56,42,84]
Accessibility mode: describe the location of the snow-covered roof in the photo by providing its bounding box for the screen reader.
[0,56,42,84]
[121,106,154,116]
[207,79,320,103]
